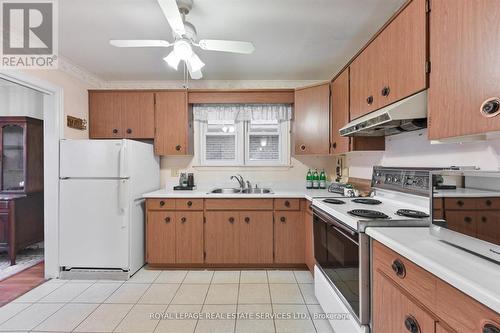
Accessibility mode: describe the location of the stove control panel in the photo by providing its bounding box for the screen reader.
[372,167,431,195]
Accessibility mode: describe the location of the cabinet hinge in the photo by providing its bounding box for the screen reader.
[425,61,431,74]
[203,251,206,260]
[425,0,431,13]
[203,216,206,224]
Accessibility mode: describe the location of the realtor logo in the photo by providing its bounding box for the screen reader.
[0,0,58,68]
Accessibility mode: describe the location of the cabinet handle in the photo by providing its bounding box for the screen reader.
[480,97,500,118]
[366,95,374,105]
[159,200,165,207]
[181,217,186,223]
[483,323,500,333]
[187,201,193,207]
[175,145,182,151]
[284,200,290,207]
[404,316,420,333]
[280,216,286,223]
[245,217,250,224]
[112,129,118,134]
[457,200,464,207]
[126,128,132,134]
[164,217,171,223]
[300,144,306,151]
[331,142,337,150]
[229,217,235,223]
[464,216,472,223]
[486,199,492,207]
[381,86,391,97]
[481,216,488,223]
[391,259,406,278]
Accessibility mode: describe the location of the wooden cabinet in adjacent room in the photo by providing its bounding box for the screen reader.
[154,90,194,156]
[293,83,330,155]
[89,91,155,139]
[349,0,427,120]
[274,210,305,264]
[428,0,500,140]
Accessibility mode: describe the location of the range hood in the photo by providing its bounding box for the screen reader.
[340,91,428,137]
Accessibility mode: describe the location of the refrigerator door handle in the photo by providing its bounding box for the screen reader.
[118,179,129,228]
[118,142,128,178]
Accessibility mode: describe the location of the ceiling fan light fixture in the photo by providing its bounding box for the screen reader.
[188,53,205,72]
[164,50,180,70]
[173,39,193,60]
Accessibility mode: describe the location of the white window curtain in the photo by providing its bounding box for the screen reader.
[193,104,293,123]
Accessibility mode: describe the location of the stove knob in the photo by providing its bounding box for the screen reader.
[387,177,392,182]
[394,177,399,183]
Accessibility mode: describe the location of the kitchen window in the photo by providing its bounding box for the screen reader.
[195,104,291,166]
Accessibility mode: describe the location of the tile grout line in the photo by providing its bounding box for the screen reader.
[265,270,278,333]
[191,269,214,333]
[295,272,319,333]
[233,270,241,333]
[151,270,184,333]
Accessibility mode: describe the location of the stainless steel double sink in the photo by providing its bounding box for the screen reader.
[209,188,273,194]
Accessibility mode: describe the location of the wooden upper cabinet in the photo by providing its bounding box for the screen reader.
[120,92,155,139]
[428,0,500,140]
[330,70,351,155]
[154,91,193,156]
[349,0,427,120]
[89,91,154,139]
[293,83,330,155]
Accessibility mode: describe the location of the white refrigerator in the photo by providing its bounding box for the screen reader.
[59,139,159,277]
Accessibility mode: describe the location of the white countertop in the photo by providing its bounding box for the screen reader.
[143,187,344,201]
[366,227,500,313]
[434,187,500,198]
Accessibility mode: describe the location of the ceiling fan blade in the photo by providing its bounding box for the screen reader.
[198,39,255,54]
[157,0,186,36]
[110,40,171,48]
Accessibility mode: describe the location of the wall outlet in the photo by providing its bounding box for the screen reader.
[171,168,180,177]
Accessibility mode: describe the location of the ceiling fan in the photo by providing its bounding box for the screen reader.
[109,0,255,80]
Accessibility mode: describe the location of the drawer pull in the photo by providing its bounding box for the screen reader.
[331,142,337,150]
[481,216,488,223]
[391,259,406,278]
[159,201,165,207]
[187,201,193,207]
[486,199,492,206]
[181,217,186,223]
[229,217,235,224]
[284,200,291,207]
[175,144,182,151]
[480,97,500,118]
[300,144,306,151]
[404,316,420,333]
[126,128,132,134]
[457,200,464,207]
[381,86,391,97]
[464,216,472,223]
[483,323,500,333]
[112,129,118,134]
[164,217,171,223]
[366,95,374,105]
[280,216,286,223]
[245,217,250,224]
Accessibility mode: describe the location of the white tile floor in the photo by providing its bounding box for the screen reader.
[0,268,335,333]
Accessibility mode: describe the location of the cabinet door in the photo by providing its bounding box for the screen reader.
[239,211,273,264]
[0,211,9,246]
[176,212,204,264]
[155,91,192,155]
[89,92,122,139]
[428,0,500,139]
[147,211,176,264]
[373,270,436,333]
[205,211,239,264]
[294,83,330,155]
[120,92,155,139]
[379,0,427,108]
[445,211,477,238]
[274,211,305,263]
[330,70,351,155]
[476,211,500,245]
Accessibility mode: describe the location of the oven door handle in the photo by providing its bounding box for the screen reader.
[330,224,359,245]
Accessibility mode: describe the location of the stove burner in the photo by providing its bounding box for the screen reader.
[348,209,389,219]
[396,209,429,218]
[323,198,346,205]
[352,198,382,205]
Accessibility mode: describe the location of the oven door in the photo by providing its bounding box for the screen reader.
[313,208,363,322]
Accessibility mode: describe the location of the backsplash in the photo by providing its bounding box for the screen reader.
[347,129,500,179]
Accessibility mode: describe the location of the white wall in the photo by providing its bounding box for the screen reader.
[347,129,500,179]
[0,82,44,119]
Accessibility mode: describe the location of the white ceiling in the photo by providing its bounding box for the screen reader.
[60,0,405,81]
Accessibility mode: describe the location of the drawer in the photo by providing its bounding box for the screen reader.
[373,241,436,310]
[444,198,477,210]
[175,199,203,210]
[205,199,273,210]
[477,197,500,210]
[146,198,176,210]
[274,198,300,211]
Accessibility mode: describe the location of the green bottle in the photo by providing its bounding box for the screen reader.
[319,169,327,189]
[306,169,313,189]
[312,169,320,189]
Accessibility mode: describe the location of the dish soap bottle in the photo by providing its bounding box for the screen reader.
[312,169,320,189]
[319,169,326,189]
[306,169,313,189]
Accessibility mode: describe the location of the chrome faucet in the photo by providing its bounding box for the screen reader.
[230,174,245,189]
[246,180,252,189]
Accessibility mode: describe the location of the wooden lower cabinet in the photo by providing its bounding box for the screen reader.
[274,211,305,264]
[239,211,273,264]
[147,211,176,264]
[373,270,436,333]
[205,211,240,264]
[175,212,204,264]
